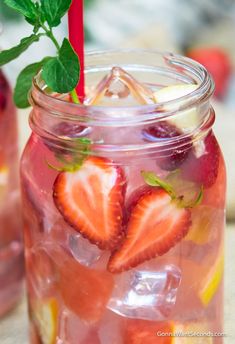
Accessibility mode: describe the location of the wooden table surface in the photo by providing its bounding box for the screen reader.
[0,224,235,344]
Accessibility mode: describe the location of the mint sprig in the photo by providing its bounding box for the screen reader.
[0,0,80,108]
[141,170,203,209]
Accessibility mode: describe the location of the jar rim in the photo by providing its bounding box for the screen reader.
[30,49,215,154]
[30,49,214,126]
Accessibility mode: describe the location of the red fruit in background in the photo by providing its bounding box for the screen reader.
[182,131,220,189]
[187,47,232,98]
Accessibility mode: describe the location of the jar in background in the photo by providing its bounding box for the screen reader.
[0,70,24,317]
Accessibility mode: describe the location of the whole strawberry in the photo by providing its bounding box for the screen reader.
[142,122,192,171]
[187,47,232,99]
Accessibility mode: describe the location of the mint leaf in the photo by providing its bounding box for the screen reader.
[42,38,80,93]
[14,57,52,108]
[0,34,40,67]
[165,171,204,208]
[75,138,92,145]
[3,0,37,21]
[141,171,176,199]
[142,170,204,208]
[1,1,80,107]
[41,0,72,27]
[184,186,203,208]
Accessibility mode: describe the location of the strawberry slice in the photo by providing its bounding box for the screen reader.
[53,156,125,249]
[108,187,191,273]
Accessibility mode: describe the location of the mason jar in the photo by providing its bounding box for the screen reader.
[0,69,23,317]
[21,51,226,343]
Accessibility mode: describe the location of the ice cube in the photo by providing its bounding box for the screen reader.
[27,245,58,297]
[108,265,181,321]
[58,308,91,344]
[68,233,102,267]
[84,66,155,106]
[48,218,102,267]
[105,78,130,99]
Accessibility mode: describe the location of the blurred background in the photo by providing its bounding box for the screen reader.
[0,0,234,220]
[0,0,235,216]
[0,0,235,341]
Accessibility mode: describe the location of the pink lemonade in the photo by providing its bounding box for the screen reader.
[0,70,24,316]
[21,52,226,343]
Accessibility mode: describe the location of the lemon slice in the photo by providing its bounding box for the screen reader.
[33,298,58,344]
[154,84,198,102]
[172,321,213,343]
[199,249,224,306]
[0,165,9,203]
[185,206,216,245]
[154,84,199,130]
[0,165,9,184]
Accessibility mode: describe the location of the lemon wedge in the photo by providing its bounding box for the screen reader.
[199,249,224,306]
[185,206,216,245]
[0,165,9,203]
[33,298,58,344]
[0,165,9,184]
[154,84,199,130]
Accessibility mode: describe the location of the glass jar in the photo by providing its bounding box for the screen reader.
[21,51,226,343]
[0,69,24,317]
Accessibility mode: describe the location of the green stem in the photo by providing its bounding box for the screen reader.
[41,23,60,51]
[47,27,60,51]
[70,89,80,104]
